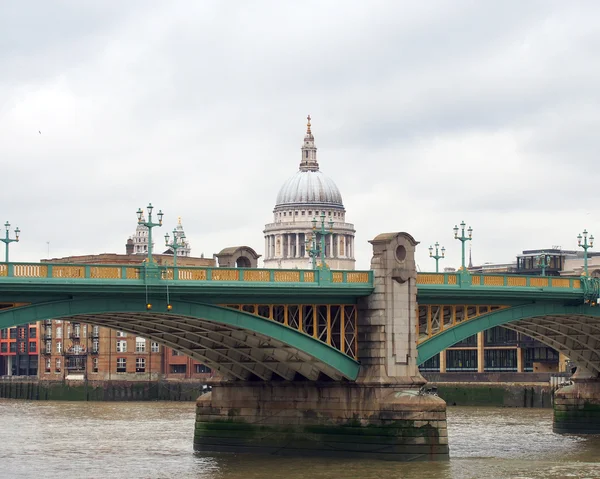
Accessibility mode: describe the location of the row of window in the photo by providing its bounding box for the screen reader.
[279,210,343,218]
[0,342,37,353]
[420,347,561,372]
[42,358,212,375]
[1,327,37,339]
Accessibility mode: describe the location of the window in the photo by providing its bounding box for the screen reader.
[305,150,308,158]
[56,342,62,354]
[55,358,61,373]
[92,358,99,373]
[302,211,305,216]
[9,343,16,353]
[56,327,62,339]
[0,343,6,353]
[45,342,51,354]
[29,327,36,338]
[136,337,146,353]
[117,331,127,337]
[170,364,186,374]
[446,350,477,371]
[116,358,126,373]
[295,211,298,215]
[116,340,127,353]
[172,349,182,356]
[92,340,99,353]
[9,329,16,339]
[45,359,51,373]
[0,329,6,339]
[18,327,26,339]
[195,364,211,374]
[29,342,36,353]
[92,325,99,337]
[308,211,312,215]
[136,357,146,373]
[151,342,159,353]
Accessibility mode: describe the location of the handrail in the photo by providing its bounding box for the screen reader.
[0,261,373,286]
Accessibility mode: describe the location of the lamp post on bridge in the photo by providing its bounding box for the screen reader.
[453,221,472,271]
[428,242,445,273]
[305,213,334,270]
[136,203,164,265]
[577,229,594,276]
[1,221,20,263]
[164,228,186,276]
[537,253,550,277]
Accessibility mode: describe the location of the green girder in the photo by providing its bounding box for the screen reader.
[0,299,360,381]
[417,302,600,365]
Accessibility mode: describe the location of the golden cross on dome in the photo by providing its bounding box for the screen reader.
[178,216,182,225]
[306,114,311,134]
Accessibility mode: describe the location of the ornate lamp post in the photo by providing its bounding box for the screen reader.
[1,221,20,263]
[453,221,472,270]
[136,203,163,264]
[577,229,594,276]
[536,253,550,276]
[164,228,186,270]
[305,213,334,270]
[428,242,445,273]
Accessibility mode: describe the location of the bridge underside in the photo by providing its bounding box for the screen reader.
[73,312,349,381]
[0,300,359,382]
[417,304,600,375]
[505,314,600,375]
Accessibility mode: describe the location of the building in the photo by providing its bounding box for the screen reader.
[420,247,580,375]
[0,306,39,377]
[32,220,214,382]
[263,116,356,270]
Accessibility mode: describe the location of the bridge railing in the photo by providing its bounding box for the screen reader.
[416,272,582,289]
[0,262,373,286]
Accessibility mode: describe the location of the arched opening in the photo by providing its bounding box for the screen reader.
[235,256,251,268]
[0,299,359,382]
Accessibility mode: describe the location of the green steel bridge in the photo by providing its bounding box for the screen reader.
[1,262,600,379]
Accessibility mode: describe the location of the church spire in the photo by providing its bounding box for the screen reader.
[468,245,473,269]
[300,115,319,172]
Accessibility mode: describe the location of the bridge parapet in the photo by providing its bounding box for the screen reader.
[0,262,373,287]
[417,272,582,289]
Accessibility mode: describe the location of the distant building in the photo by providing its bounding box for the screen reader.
[263,117,356,270]
[0,311,39,377]
[30,220,216,382]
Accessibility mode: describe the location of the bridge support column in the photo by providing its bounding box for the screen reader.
[193,232,448,460]
[554,366,600,434]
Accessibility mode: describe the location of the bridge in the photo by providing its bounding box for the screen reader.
[1,233,599,457]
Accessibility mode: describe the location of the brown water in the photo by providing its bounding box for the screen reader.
[0,400,599,479]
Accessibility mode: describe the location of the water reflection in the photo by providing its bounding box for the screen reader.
[0,400,599,479]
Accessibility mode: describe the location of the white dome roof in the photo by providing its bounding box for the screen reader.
[275,170,344,208]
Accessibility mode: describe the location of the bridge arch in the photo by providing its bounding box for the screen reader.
[417,303,600,374]
[0,299,359,381]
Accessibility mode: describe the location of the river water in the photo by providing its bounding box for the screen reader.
[1,400,599,479]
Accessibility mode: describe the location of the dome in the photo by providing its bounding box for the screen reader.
[275,170,344,208]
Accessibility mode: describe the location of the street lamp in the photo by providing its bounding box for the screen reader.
[453,221,472,270]
[164,228,186,270]
[428,242,445,273]
[305,213,334,270]
[1,221,20,263]
[536,253,550,277]
[577,229,594,276]
[136,203,163,264]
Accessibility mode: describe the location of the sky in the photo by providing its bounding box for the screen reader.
[1,1,599,271]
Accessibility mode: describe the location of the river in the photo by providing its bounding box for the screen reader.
[0,400,599,479]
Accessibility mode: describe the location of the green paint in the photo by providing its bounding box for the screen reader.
[417,303,600,364]
[0,299,360,381]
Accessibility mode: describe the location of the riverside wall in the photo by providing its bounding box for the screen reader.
[0,379,209,401]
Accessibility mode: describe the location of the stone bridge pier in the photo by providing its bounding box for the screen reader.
[554,366,600,434]
[194,232,449,461]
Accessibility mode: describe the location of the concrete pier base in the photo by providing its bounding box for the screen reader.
[194,382,448,461]
[554,370,600,434]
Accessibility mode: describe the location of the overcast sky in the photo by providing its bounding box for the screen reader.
[1,1,599,271]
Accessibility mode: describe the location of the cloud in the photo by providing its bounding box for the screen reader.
[1,1,599,273]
